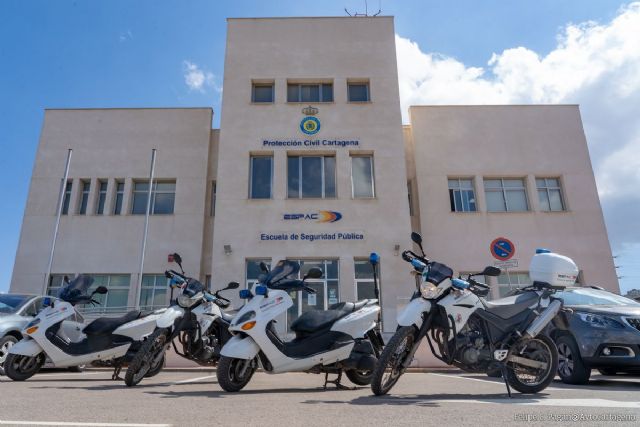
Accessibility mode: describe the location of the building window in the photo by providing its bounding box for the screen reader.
[96,180,107,215]
[131,181,176,215]
[354,260,378,300]
[348,82,370,102]
[484,178,529,212]
[47,274,70,296]
[286,259,339,330]
[449,178,477,212]
[287,83,333,103]
[140,274,168,310]
[249,156,273,199]
[537,178,565,211]
[61,181,72,215]
[78,180,90,215]
[252,83,274,103]
[287,155,336,199]
[497,272,530,298]
[246,259,271,288]
[351,155,375,198]
[210,181,216,216]
[113,181,124,215]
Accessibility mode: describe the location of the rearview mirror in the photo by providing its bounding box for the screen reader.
[481,266,502,277]
[304,267,323,280]
[172,253,182,265]
[259,262,269,273]
[226,281,240,290]
[410,232,423,245]
[93,286,108,295]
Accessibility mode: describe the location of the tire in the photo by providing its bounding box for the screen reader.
[216,356,257,392]
[68,365,85,373]
[345,369,373,386]
[124,328,168,387]
[0,335,19,375]
[556,334,591,384]
[506,334,558,394]
[4,352,44,381]
[145,354,165,378]
[598,368,617,376]
[371,326,417,396]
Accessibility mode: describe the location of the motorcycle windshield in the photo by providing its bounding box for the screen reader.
[57,275,95,302]
[426,262,453,285]
[264,260,300,286]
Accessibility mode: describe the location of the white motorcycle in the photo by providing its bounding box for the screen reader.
[5,275,166,381]
[124,253,239,386]
[371,232,572,397]
[216,259,385,392]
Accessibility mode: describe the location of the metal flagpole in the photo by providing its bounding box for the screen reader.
[43,149,72,296]
[135,149,157,309]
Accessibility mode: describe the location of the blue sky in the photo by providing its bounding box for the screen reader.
[1,0,638,293]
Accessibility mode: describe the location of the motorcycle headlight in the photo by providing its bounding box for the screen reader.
[233,310,256,326]
[420,282,444,299]
[576,312,624,329]
[177,292,202,308]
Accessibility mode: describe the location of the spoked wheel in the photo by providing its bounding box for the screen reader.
[371,326,417,396]
[346,369,373,386]
[4,353,45,381]
[0,335,18,375]
[216,356,257,392]
[506,334,558,394]
[124,328,168,387]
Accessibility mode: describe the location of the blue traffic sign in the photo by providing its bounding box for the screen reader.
[490,237,515,261]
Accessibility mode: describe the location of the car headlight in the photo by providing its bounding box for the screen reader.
[177,293,201,308]
[420,282,444,299]
[233,310,256,326]
[576,312,625,329]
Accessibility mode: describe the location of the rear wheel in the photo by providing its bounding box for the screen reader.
[216,356,257,392]
[371,326,417,396]
[556,334,590,384]
[124,328,168,387]
[4,352,44,381]
[506,334,558,394]
[345,369,373,386]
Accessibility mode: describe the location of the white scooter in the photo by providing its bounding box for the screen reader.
[216,259,385,392]
[5,275,166,381]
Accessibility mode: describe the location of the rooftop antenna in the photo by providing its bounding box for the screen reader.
[345,0,381,16]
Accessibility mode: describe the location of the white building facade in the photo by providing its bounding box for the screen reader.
[10,17,618,366]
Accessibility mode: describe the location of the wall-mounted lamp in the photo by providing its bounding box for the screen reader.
[224,244,232,256]
[394,244,400,256]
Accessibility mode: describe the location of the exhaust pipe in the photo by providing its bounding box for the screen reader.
[524,299,562,339]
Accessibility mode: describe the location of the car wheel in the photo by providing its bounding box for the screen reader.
[0,335,19,373]
[598,368,617,376]
[556,334,591,384]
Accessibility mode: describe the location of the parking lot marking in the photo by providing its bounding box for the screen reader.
[173,374,216,384]
[437,398,640,408]
[0,422,171,427]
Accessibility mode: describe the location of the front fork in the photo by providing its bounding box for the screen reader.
[400,311,434,369]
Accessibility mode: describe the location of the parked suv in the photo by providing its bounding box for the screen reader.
[550,287,640,384]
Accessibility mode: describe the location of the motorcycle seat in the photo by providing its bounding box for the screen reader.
[291,300,370,334]
[483,292,539,319]
[83,310,142,336]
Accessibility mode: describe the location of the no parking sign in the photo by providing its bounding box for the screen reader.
[490,237,515,261]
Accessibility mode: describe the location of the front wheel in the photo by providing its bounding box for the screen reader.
[124,328,168,387]
[216,356,257,392]
[506,334,558,394]
[371,326,417,396]
[4,353,44,381]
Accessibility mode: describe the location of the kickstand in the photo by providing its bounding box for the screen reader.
[323,371,354,390]
[111,363,123,381]
[500,364,512,398]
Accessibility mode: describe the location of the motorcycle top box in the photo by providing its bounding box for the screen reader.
[529,249,579,287]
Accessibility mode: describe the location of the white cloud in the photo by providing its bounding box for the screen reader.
[395,2,640,249]
[182,60,221,93]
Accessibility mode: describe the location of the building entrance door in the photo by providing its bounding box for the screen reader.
[286,259,339,330]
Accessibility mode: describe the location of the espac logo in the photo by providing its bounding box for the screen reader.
[284,210,342,223]
[300,116,320,135]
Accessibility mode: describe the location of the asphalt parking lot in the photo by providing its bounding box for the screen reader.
[1,370,639,426]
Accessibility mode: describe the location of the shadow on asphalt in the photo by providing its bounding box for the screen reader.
[301,392,550,407]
